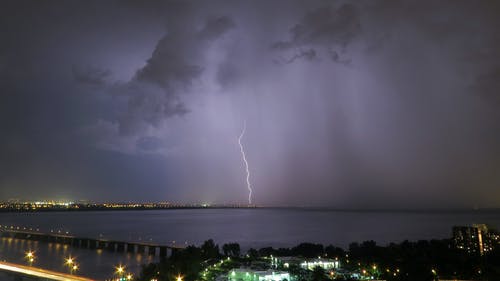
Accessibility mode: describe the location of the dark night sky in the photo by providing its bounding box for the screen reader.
[1,0,500,208]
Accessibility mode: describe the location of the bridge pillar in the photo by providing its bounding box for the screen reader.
[82,239,91,248]
[96,240,104,249]
[171,248,180,257]
[159,246,167,257]
[126,243,135,253]
[137,245,145,254]
[148,246,156,256]
[72,238,81,247]
[107,242,116,251]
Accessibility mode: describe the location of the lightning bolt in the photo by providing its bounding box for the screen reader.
[238,121,253,205]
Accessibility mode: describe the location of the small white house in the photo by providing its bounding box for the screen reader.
[228,269,291,281]
[300,258,340,270]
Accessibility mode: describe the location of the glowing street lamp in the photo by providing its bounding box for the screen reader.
[431,268,438,280]
[116,265,125,279]
[176,274,183,281]
[25,251,35,266]
[71,264,79,275]
[65,256,77,274]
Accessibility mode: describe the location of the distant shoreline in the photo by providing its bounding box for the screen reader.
[0,204,499,213]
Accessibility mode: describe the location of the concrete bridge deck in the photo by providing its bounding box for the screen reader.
[0,227,184,257]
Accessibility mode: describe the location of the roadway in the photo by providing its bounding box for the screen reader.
[0,261,95,281]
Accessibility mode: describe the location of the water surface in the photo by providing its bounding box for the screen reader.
[0,208,499,279]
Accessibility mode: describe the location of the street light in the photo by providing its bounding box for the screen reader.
[116,265,125,279]
[431,268,438,280]
[65,256,74,266]
[65,256,77,274]
[25,251,35,266]
[176,274,183,281]
[71,264,79,275]
[116,265,125,274]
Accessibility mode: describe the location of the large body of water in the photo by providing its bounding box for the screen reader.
[0,208,499,279]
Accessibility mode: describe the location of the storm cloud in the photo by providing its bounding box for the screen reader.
[118,15,234,135]
[273,3,360,63]
[1,0,500,208]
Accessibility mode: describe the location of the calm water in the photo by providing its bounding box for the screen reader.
[0,208,499,279]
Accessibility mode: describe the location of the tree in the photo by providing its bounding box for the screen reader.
[247,248,258,258]
[223,243,241,257]
[258,247,275,257]
[292,243,324,258]
[325,245,345,259]
[201,239,220,259]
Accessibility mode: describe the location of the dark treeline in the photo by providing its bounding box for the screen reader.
[137,239,220,281]
[136,239,500,281]
[248,243,343,258]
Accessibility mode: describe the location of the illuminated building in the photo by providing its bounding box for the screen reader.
[271,257,301,269]
[300,258,340,270]
[273,257,340,271]
[228,269,291,281]
[453,224,494,255]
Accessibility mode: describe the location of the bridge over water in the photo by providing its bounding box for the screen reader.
[0,226,184,258]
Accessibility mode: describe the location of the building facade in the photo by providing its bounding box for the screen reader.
[453,224,494,255]
[228,269,291,281]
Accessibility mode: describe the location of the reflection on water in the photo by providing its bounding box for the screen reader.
[0,237,156,280]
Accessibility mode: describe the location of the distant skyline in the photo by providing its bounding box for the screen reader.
[1,1,500,208]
